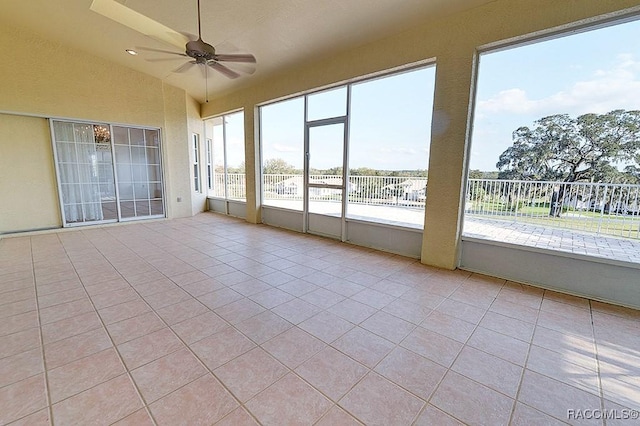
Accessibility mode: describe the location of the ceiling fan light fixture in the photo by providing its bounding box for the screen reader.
[125,49,138,55]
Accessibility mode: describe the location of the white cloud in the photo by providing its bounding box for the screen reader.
[478,55,640,117]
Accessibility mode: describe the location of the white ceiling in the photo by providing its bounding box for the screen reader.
[0,0,493,103]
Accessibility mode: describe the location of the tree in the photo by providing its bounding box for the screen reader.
[496,110,640,216]
[496,110,640,183]
[263,158,298,175]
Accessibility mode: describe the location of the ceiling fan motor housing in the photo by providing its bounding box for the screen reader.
[186,39,216,61]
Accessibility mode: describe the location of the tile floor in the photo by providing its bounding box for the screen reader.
[1,212,639,425]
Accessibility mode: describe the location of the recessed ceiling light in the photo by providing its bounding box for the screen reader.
[125,49,138,56]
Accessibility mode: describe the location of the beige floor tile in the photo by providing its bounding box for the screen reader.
[262,326,326,368]
[420,310,476,343]
[181,277,225,297]
[38,298,94,325]
[452,345,523,397]
[414,404,464,425]
[316,405,363,425]
[111,409,155,426]
[5,408,50,426]
[518,370,601,424]
[0,374,47,425]
[215,298,266,324]
[296,346,368,401]
[97,299,151,325]
[117,327,184,370]
[106,311,165,345]
[154,298,209,325]
[0,327,40,359]
[37,287,87,309]
[190,327,256,370]
[431,371,514,425]
[131,348,206,403]
[251,288,297,312]
[435,298,486,324]
[510,402,567,426]
[271,298,323,324]
[214,347,288,402]
[90,287,140,310]
[216,407,260,426]
[479,311,535,342]
[333,327,395,368]
[400,288,446,310]
[299,310,355,343]
[235,310,292,344]
[41,311,103,345]
[0,347,43,388]
[351,288,396,309]
[340,372,424,426]
[467,326,530,366]
[374,346,446,399]
[44,327,112,369]
[400,327,463,368]
[170,310,229,344]
[246,373,332,425]
[197,287,244,310]
[526,344,600,396]
[327,299,377,324]
[150,374,238,425]
[52,374,142,425]
[382,298,432,324]
[48,347,124,403]
[490,298,540,324]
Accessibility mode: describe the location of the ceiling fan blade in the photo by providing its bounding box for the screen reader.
[223,62,257,75]
[135,47,187,57]
[173,61,197,73]
[207,61,241,79]
[214,53,257,63]
[90,0,189,49]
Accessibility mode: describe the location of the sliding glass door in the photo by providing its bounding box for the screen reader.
[51,120,164,226]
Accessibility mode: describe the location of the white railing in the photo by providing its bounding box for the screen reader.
[211,173,640,239]
[465,179,640,239]
[211,173,246,200]
[262,174,427,207]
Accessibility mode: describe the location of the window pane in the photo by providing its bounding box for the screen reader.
[307,86,347,121]
[347,66,435,228]
[463,19,640,263]
[224,111,245,200]
[261,98,304,211]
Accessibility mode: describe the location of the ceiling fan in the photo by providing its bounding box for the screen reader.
[90,0,256,99]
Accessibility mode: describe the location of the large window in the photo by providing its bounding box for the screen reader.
[52,120,164,226]
[348,68,434,227]
[464,19,640,263]
[260,98,305,211]
[205,111,246,201]
[259,65,435,228]
[192,133,200,193]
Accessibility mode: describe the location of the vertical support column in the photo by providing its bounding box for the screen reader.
[244,106,261,224]
[421,48,477,269]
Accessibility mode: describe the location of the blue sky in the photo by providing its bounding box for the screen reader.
[257,17,640,173]
[471,18,640,171]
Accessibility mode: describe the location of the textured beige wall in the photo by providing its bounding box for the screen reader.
[201,0,640,268]
[0,21,196,232]
[0,114,61,233]
[187,96,207,215]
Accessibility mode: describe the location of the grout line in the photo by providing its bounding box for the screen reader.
[29,236,55,426]
[589,299,607,426]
